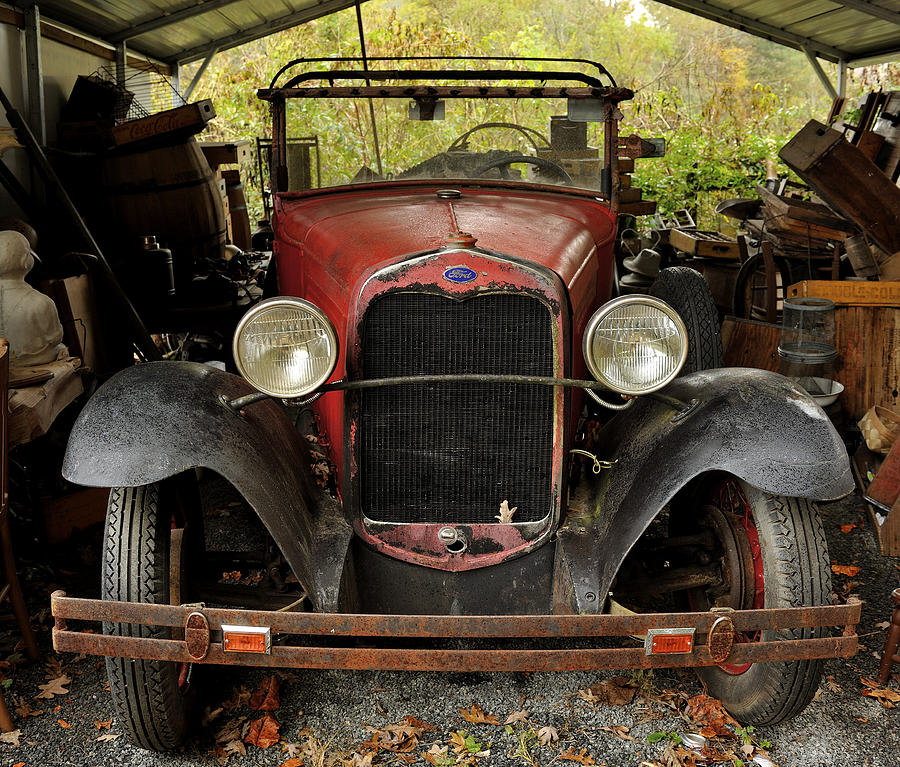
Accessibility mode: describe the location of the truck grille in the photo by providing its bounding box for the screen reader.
[359,291,555,524]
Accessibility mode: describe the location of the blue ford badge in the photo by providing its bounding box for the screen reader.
[443,266,477,284]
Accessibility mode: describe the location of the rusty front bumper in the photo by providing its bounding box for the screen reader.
[51,591,861,672]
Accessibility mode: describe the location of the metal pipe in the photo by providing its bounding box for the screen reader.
[355,0,383,176]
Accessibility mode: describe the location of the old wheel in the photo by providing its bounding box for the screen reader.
[102,480,201,750]
[650,267,722,373]
[675,475,831,724]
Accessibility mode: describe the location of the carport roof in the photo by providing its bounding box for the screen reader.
[24,0,900,67]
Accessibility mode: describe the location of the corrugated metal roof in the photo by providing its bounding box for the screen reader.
[29,0,900,67]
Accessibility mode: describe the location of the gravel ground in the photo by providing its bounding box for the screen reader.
[1,487,898,767]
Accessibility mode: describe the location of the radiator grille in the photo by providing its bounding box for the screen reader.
[359,291,555,524]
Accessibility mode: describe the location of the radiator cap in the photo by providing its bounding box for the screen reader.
[445,231,477,247]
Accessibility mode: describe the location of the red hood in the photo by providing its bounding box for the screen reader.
[274,182,617,297]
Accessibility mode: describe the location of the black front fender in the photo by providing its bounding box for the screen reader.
[555,368,852,614]
[62,361,350,611]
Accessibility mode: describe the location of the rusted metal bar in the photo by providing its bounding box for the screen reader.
[258,86,634,101]
[51,592,861,636]
[51,630,857,672]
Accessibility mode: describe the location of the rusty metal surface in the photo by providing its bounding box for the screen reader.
[259,86,632,102]
[184,611,210,661]
[707,615,736,663]
[51,591,860,636]
[555,368,855,615]
[52,631,858,672]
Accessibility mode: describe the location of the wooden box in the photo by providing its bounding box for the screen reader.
[112,100,215,148]
[670,229,740,260]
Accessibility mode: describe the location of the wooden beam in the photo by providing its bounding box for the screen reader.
[23,5,45,145]
[835,0,900,27]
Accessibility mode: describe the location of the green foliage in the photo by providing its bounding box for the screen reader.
[647,730,682,745]
[184,0,899,227]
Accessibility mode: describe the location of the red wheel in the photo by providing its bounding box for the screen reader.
[674,475,832,723]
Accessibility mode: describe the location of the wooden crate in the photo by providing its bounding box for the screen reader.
[721,317,780,371]
[788,280,900,306]
[670,229,740,260]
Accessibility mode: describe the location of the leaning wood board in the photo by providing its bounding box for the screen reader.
[779,120,900,255]
[789,280,900,306]
[721,317,780,371]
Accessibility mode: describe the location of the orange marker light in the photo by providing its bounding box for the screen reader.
[644,628,695,655]
[222,625,271,654]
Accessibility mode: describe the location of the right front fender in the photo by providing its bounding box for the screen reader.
[62,361,350,611]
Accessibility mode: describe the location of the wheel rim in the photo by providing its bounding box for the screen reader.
[688,478,765,675]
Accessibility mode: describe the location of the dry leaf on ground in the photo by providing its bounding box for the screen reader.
[0,729,21,746]
[824,675,842,693]
[459,703,500,725]
[505,710,529,724]
[222,686,252,710]
[598,725,635,741]
[404,715,435,731]
[831,564,861,577]
[280,759,304,767]
[14,697,43,718]
[97,733,121,742]
[245,713,281,748]
[282,742,303,758]
[57,719,71,728]
[537,725,558,745]
[578,677,637,706]
[35,674,71,699]
[840,524,857,533]
[559,747,595,764]
[877,621,892,630]
[94,719,112,730]
[686,694,739,737]
[249,674,281,711]
[861,677,900,708]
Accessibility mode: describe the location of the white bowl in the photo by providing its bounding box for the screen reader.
[791,376,844,407]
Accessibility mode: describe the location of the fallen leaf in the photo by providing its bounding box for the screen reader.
[857,717,869,722]
[222,570,242,582]
[496,500,517,523]
[578,677,637,706]
[686,694,739,737]
[877,621,892,630]
[223,738,247,758]
[559,747,595,764]
[0,729,21,746]
[840,524,857,533]
[12,762,25,767]
[281,760,304,767]
[537,725,558,745]
[598,725,635,741]
[13,697,43,718]
[245,713,281,748]
[249,674,281,711]
[216,717,249,745]
[459,703,500,725]
[96,733,120,742]
[57,719,71,728]
[861,677,900,708]
[449,731,469,754]
[841,580,862,597]
[505,709,529,724]
[94,719,112,730]
[831,564,861,577]
[404,715,435,731]
[35,674,71,699]
[824,675,842,693]
[282,742,303,758]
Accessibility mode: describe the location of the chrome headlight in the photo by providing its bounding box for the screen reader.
[583,295,688,395]
[233,297,338,398]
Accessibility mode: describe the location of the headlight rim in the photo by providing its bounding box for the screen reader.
[233,296,339,399]
[582,294,688,396]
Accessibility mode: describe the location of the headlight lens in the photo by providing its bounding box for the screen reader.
[583,295,688,395]
[233,297,338,398]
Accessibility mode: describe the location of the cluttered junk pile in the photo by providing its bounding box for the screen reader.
[618,89,900,559]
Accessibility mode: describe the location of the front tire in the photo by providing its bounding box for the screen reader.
[650,266,722,373]
[102,483,198,750]
[677,476,831,724]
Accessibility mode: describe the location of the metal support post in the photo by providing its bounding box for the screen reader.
[838,59,848,101]
[803,47,838,102]
[183,47,218,101]
[23,5,45,145]
[115,42,127,88]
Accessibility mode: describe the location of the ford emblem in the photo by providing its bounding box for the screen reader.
[443,266,477,284]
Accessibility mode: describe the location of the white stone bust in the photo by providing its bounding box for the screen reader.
[0,230,66,365]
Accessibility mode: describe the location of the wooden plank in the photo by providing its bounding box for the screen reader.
[779,120,900,256]
[7,358,82,448]
[200,140,251,169]
[670,229,740,260]
[757,184,853,232]
[112,101,215,148]
[852,443,900,556]
[788,280,900,306]
[721,317,781,371]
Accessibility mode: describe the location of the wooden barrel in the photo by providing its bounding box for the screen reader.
[222,169,252,249]
[101,137,226,291]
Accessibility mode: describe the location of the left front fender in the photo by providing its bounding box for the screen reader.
[555,368,852,614]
